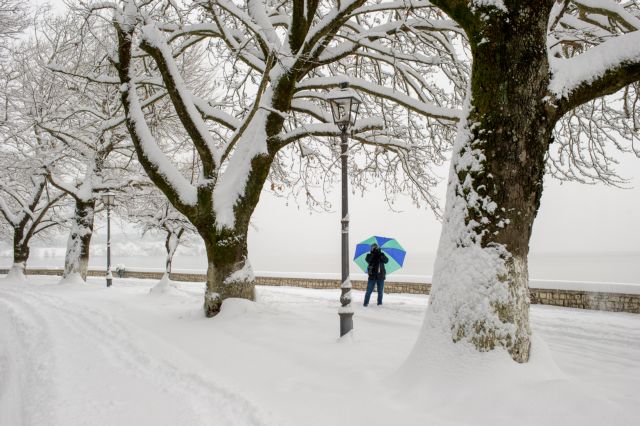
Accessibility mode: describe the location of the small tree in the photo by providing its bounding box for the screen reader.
[0,44,67,279]
[35,13,143,281]
[126,186,195,293]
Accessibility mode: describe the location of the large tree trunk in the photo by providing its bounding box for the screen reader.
[202,229,256,317]
[9,226,29,281]
[63,199,95,281]
[421,4,553,363]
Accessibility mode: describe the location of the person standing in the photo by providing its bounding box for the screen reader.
[364,243,388,306]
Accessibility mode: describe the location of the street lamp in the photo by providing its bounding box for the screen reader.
[327,81,362,337]
[101,191,116,287]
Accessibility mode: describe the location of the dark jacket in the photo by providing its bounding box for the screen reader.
[366,250,389,280]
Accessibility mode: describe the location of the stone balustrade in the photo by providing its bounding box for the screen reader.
[2,268,638,314]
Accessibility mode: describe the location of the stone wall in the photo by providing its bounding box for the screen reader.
[530,288,640,314]
[253,276,431,295]
[2,268,638,314]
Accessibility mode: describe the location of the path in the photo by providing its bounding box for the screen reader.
[0,280,266,426]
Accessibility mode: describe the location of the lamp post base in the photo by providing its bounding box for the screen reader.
[339,312,354,337]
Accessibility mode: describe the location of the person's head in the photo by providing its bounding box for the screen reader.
[371,243,379,252]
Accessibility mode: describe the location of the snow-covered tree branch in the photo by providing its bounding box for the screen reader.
[81,0,464,316]
[410,0,640,365]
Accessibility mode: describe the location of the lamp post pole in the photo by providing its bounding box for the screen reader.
[328,81,361,338]
[101,192,115,287]
[106,201,112,287]
[339,126,353,337]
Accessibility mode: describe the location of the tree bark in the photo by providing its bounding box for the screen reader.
[10,226,29,280]
[163,227,184,275]
[424,3,553,363]
[202,229,255,317]
[63,199,95,281]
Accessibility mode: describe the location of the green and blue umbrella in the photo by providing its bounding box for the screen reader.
[353,236,406,275]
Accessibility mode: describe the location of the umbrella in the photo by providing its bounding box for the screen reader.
[353,236,406,275]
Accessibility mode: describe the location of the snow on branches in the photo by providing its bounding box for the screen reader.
[72,0,467,314]
[547,0,640,185]
[0,40,70,279]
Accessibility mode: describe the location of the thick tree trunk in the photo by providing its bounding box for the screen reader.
[63,199,95,281]
[422,4,553,363]
[10,226,30,281]
[203,230,256,317]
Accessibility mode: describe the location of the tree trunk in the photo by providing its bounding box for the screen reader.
[164,228,184,276]
[150,230,182,295]
[165,233,174,276]
[203,230,256,317]
[63,199,95,281]
[10,226,30,281]
[421,5,553,363]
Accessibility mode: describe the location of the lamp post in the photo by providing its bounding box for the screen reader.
[101,191,116,287]
[328,82,362,337]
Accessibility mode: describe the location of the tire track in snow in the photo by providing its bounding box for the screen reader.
[0,284,269,426]
[0,287,59,426]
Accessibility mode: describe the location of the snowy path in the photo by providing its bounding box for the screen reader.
[1,275,639,426]
[0,281,265,426]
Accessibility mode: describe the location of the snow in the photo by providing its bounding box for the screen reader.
[549,30,640,99]
[297,76,461,122]
[223,261,255,285]
[472,0,507,12]
[247,0,280,48]
[149,273,178,295]
[1,275,639,425]
[58,272,87,286]
[572,0,640,31]
[213,90,271,229]
[125,82,198,206]
[5,263,26,282]
[119,0,137,33]
[416,101,526,356]
[140,24,220,165]
[63,211,94,280]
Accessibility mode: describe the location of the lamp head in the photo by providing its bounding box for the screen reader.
[327,82,362,131]
[101,191,115,206]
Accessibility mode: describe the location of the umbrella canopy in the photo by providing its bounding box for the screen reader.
[353,236,406,275]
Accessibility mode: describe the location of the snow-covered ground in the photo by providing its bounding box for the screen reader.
[1,275,639,426]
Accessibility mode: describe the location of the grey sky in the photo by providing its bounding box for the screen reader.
[20,0,640,282]
[250,158,640,256]
[29,0,640,253]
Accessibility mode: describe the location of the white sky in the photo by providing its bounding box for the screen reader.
[249,157,640,265]
[23,0,640,280]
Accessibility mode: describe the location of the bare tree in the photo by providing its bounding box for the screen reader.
[80,0,463,316]
[33,13,142,281]
[413,0,640,363]
[0,40,72,280]
[0,87,67,280]
[126,186,195,293]
[0,0,29,52]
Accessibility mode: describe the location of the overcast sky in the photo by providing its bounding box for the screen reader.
[249,155,640,262]
[18,0,640,282]
[27,0,639,253]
